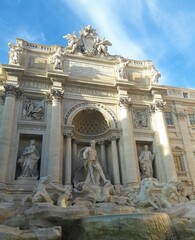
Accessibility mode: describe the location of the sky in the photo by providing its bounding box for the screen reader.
[0,0,195,88]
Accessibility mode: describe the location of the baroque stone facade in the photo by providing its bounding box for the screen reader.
[1,25,195,239]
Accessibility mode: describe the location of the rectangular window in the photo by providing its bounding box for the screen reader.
[188,114,195,126]
[183,92,189,98]
[173,155,185,173]
[164,112,174,125]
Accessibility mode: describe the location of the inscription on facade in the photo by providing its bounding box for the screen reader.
[65,86,117,97]
[67,61,115,79]
[20,80,51,90]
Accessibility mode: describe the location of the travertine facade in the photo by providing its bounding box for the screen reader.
[0,26,194,199]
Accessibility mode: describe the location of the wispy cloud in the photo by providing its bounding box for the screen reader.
[63,0,146,59]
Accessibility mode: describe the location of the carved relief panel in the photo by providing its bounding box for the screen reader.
[133,108,149,129]
[22,96,45,121]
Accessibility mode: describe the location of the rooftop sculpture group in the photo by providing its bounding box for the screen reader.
[63,25,112,57]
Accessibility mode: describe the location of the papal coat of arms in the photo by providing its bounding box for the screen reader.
[63,25,112,57]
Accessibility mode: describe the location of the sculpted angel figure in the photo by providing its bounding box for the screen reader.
[63,31,80,53]
[116,57,129,79]
[8,42,22,64]
[95,37,112,56]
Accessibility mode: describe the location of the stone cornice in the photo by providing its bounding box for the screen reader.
[2,64,24,75]
[149,85,168,96]
[47,71,68,83]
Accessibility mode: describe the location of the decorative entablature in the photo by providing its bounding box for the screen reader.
[0,25,163,90]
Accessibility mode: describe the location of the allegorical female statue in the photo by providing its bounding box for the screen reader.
[18,139,40,179]
[138,145,155,179]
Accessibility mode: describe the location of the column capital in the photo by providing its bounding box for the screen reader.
[98,140,105,145]
[65,132,73,138]
[150,100,166,112]
[118,97,131,108]
[45,92,53,104]
[110,135,120,141]
[4,84,22,97]
[50,89,64,100]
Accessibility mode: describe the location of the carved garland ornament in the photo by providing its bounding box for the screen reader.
[64,102,118,128]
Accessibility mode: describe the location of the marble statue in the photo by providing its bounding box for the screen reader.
[116,57,129,79]
[138,145,155,179]
[63,25,112,57]
[17,139,40,179]
[94,37,112,56]
[51,47,63,70]
[150,65,161,85]
[134,178,160,210]
[79,25,97,38]
[22,99,44,120]
[63,31,80,53]
[158,181,182,208]
[83,140,109,186]
[50,183,72,208]
[21,176,52,205]
[32,176,53,203]
[8,42,22,64]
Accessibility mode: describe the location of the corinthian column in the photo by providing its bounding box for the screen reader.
[0,84,21,184]
[119,97,140,184]
[150,99,177,181]
[111,136,120,184]
[48,89,63,183]
[99,141,107,172]
[64,132,72,185]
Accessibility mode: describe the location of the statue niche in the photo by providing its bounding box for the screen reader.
[138,144,155,179]
[16,137,42,180]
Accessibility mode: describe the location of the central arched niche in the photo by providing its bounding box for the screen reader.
[71,108,115,183]
[72,109,110,137]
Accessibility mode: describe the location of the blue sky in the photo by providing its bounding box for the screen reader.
[0,0,195,88]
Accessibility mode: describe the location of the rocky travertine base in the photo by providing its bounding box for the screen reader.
[166,200,195,240]
[79,213,177,240]
[0,225,62,240]
[1,200,195,239]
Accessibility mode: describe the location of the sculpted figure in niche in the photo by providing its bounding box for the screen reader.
[8,42,22,64]
[63,31,80,53]
[51,47,63,70]
[18,139,40,178]
[138,145,155,179]
[83,140,109,186]
[116,57,129,79]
